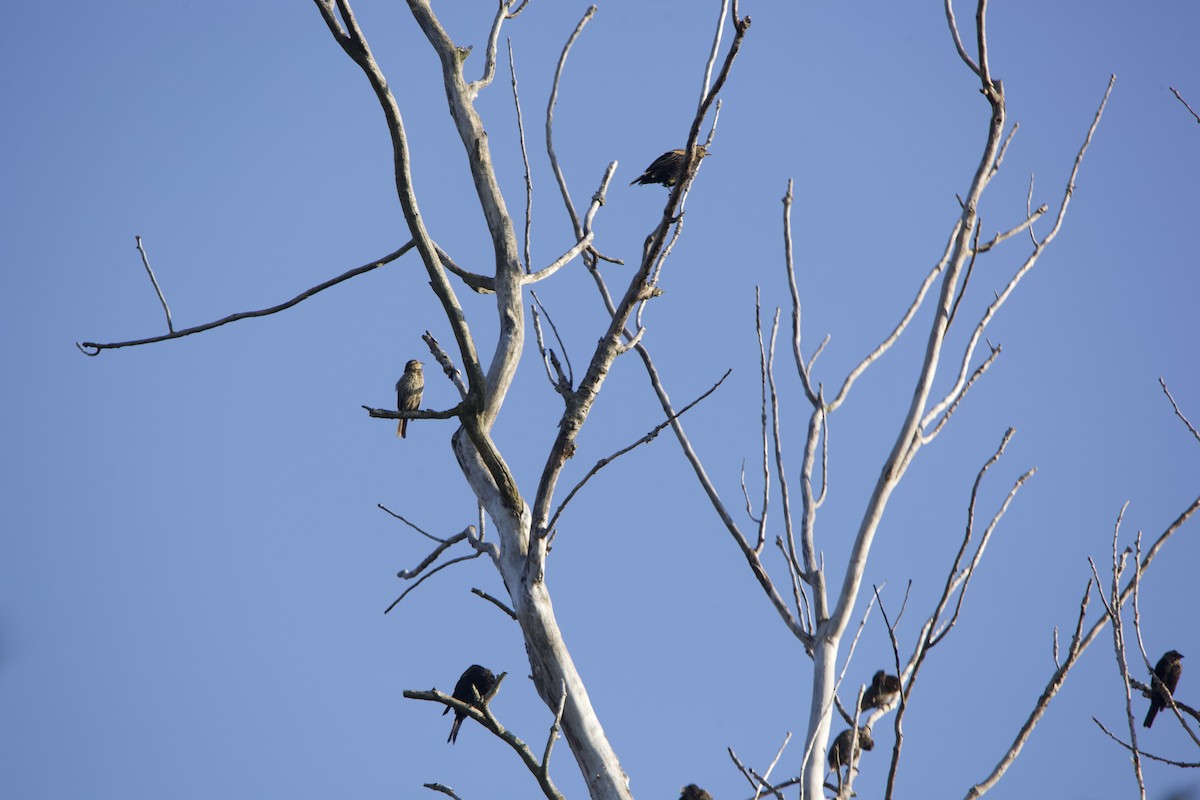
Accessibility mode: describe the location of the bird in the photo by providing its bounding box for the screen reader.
[861,670,902,711]
[678,785,713,800]
[445,664,498,744]
[827,726,874,774]
[629,146,709,188]
[1144,649,1184,728]
[395,359,424,438]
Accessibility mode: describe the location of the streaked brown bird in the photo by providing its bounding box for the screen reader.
[678,785,713,800]
[828,726,874,774]
[395,359,424,438]
[445,664,498,744]
[1144,649,1184,728]
[861,670,902,711]
[629,146,709,188]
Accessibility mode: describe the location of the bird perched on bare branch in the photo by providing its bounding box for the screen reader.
[629,146,709,188]
[828,726,874,775]
[395,359,424,438]
[445,664,498,744]
[861,670,902,711]
[678,785,713,800]
[1144,649,1184,728]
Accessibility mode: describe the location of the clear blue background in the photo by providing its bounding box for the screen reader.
[3,2,1198,799]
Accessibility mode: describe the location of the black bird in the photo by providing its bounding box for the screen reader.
[861,670,902,711]
[678,785,713,800]
[444,664,497,743]
[395,359,424,438]
[1144,650,1184,728]
[629,146,709,188]
[827,726,874,774]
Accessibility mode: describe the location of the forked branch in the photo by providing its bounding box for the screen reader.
[404,675,566,800]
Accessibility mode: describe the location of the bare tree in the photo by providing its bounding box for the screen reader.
[74,2,1199,799]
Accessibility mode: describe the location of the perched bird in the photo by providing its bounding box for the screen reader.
[861,670,902,711]
[445,664,498,744]
[827,726,874,774]
[678,785,713,800]
[1144,649,1184,728]
[629,146,709,188]
[395,359,424,438]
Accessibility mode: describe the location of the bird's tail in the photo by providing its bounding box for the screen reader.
[1144,704,1159,728]
[448,717,462,744]
[397,418,407,438]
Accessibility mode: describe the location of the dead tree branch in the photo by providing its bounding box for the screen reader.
[1170,86,1200,125]
[78,242,413,355]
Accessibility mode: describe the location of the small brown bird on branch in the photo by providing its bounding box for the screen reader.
[395,359,424,438]
[1144,649,1184,728]
[629,146,709,188]
[445,664,498,744]
[861,670,902,711]
[678,785,713,800]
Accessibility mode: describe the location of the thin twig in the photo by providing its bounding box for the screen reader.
[385,552,483,614]
[945,221,982,330]
[782,180,819,404]
[544,6,597,249]
[698,0,730,108]
[471,587,518,620]
[530,293,571,392]
[1092,717,1200,767]
[1170,87,1200,125]
[1091,504,1146,797]
[944,0,981,76]
[507,38,533,273]
[753,731,792,800]
[469,1,511,92]
[544,370,731,534]
[378,504,448,543]
[767,310,798,568]
[975,205,1047,253]
[134,236,174,333]
[825,223,959,412]
[1159,377,1200,443]
[753,289,771,549]
[419,330,468,399]
[540,682,568,778]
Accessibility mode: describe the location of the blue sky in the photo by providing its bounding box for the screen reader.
[3,2,1198,799]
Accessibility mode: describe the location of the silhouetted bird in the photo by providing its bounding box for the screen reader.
[1144,649,1184,728]
[828,726,874,774]
[444,664,497,743]
[629,146,709,188]
[395,359,424,438]
[861,670,902,711]
[678,785,713,800]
